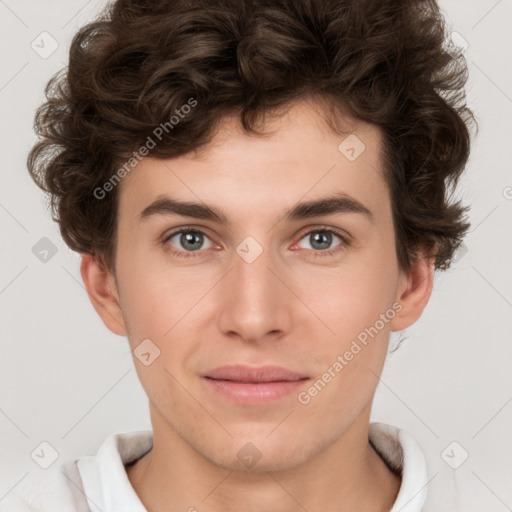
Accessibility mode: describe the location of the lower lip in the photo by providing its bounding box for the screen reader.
[203,377,309,404]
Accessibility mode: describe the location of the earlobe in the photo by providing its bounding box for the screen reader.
[390,253,435,332]
[80,253,127,336]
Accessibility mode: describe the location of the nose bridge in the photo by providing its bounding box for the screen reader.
[235,237,276,297]
[217,235,292,341]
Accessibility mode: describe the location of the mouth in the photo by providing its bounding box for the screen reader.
[202,365,310,404]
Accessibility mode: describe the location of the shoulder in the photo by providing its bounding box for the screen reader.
[0,460,85,512]
[1,429,153,512]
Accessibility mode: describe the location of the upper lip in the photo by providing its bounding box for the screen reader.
[203,365,309,383]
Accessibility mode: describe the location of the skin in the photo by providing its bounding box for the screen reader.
[81,97,434,512]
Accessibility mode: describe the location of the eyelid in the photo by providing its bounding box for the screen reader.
[162,224,218,241]
[294,224,351,243]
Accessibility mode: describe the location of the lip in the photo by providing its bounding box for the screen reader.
[202,365,310,405]
[203,364,308,382]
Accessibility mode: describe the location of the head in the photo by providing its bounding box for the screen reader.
[29,0,473,470]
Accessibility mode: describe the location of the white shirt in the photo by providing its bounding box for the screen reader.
[1,422,439,511]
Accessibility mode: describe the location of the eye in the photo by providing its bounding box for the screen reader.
[295,228,349,258]
[162,226,350,260]
[163,229,215,258]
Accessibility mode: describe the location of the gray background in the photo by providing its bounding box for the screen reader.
[1,1,511,510]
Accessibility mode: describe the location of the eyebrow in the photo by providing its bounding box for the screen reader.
[139,192,374,225]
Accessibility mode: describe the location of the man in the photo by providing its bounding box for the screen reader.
[3,0,473,510]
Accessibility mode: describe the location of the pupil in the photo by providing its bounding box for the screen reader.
[311,231,331,250]
[181,232,203,251]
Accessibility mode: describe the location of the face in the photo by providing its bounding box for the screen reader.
[85,98,428,472]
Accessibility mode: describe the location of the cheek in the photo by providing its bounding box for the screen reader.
[295,327,389,437]
[118,264,211,369]
[116,241,201,335]
[298,279,393,418]
[121,281,167,338]
[296,253,397,386]
[301,261,396,337]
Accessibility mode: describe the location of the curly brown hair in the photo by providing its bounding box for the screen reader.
[28,0,475,276]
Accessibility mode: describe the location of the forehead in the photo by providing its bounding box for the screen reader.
[117,99,388,224]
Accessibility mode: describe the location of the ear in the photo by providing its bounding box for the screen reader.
[390,250,435,332]
[80,253,127,336]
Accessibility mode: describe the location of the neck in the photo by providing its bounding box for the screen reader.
[127,407,401,512]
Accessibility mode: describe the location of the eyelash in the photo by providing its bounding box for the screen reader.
[162,226,351,260]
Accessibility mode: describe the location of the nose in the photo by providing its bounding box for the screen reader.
[216,240,294,344]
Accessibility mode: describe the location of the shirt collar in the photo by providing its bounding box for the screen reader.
[369,422,429,511]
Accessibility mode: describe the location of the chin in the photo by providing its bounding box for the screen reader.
[214,451,308,473]
[203,434,313,473]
